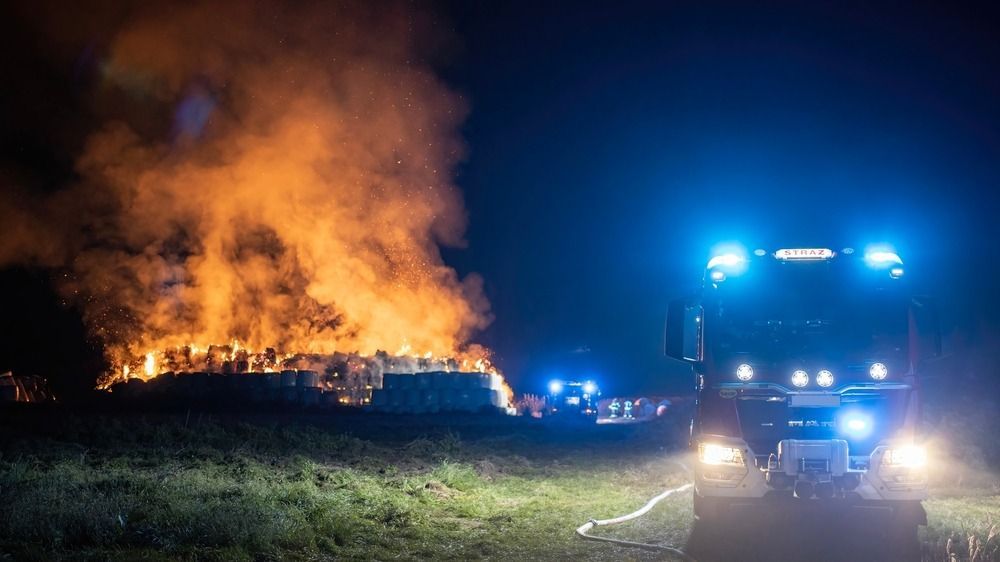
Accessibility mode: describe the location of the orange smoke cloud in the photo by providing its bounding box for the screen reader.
[0,1,495,381]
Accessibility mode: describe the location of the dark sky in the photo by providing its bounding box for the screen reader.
[2,1,999,397]
[435,1,1000,394]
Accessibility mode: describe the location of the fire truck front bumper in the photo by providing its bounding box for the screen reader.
[693,436,928,503]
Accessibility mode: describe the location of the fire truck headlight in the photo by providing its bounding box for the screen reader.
[735,363,754,381]
[791,370,809,388]
[882,445,927,469]
[583,381,596,394]
[869,362,888,380]
[698,443,745,466]
[816,370,834,388]
[548,380,563,394]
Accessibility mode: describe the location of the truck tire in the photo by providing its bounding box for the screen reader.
[885,502,923,561]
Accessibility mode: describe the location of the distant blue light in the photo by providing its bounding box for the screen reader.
[710,270,726,282]
[583,381,597,394]
[549,380,563,394]
[847,418,866,431]
[890,266,904,278]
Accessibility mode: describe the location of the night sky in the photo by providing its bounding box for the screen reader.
[2,1,1000,397]
[437,1,1000,394]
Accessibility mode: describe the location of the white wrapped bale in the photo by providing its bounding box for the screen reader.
[297,370,320,388]
[431,371,451,389]
[382,373,399,390]
[371,389,388,407]
[467,373,500,390]
[387,389,404,411]
[280,370,298,388]
[421,389,440,413]
[302,387,321,406]
[439,388,457,411]
[415,372,433,389]
[453,389,475,412]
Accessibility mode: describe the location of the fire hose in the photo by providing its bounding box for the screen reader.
[575,466,696,560]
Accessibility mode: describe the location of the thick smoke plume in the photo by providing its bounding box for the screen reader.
[0,1,495,384]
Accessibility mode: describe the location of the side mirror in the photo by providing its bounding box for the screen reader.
[910,296,942,362]
[665,297,703,362]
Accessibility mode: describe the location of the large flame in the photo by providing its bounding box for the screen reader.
[0,1,507,398]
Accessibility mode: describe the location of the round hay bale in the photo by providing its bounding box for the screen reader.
[439,388,457,411]
[280,370,298,387]
[415,372,433,389]
[262,373,281,389]
[371,389,388,408]
[430,371,450,389]
[302,387,321,406]
[297,370,320,388]
[382,373,399,390]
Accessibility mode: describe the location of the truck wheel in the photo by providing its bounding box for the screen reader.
[886,506,922,561]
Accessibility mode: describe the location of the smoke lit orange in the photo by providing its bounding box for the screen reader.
[0,1,508,403]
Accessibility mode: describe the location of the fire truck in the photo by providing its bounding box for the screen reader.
[548,379,600,416]
[665,245,940,541]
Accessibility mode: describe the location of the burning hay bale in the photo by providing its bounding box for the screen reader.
[103,346,513,414]
[0,1,512,413]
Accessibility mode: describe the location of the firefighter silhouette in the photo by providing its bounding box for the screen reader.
[623,400,634,419]
[609,398,621,418]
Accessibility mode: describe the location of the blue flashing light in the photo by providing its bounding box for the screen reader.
[583,381,597,394]
[864,250,903,267]
[548,380,563,394]
[707,253,743,269]
[890,266,904,279]
[709,270,726,282]
[839,412,874,439]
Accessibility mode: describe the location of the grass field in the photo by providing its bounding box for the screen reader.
[0,406,997,561]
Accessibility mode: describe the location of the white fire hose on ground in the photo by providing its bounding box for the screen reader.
[575,462,696,560]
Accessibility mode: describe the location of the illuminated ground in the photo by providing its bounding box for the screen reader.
[0,408,996,561]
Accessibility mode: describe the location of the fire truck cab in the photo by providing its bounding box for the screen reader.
[548,379,600,416]
[665,245,940,539]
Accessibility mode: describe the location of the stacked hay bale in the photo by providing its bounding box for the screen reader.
[371,371,508,414]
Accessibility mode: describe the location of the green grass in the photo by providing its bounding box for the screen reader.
[0,409,996,561]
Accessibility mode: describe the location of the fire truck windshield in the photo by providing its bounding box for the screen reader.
[708,260,908,363]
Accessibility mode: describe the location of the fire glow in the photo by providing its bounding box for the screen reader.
[0,1,511,405]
